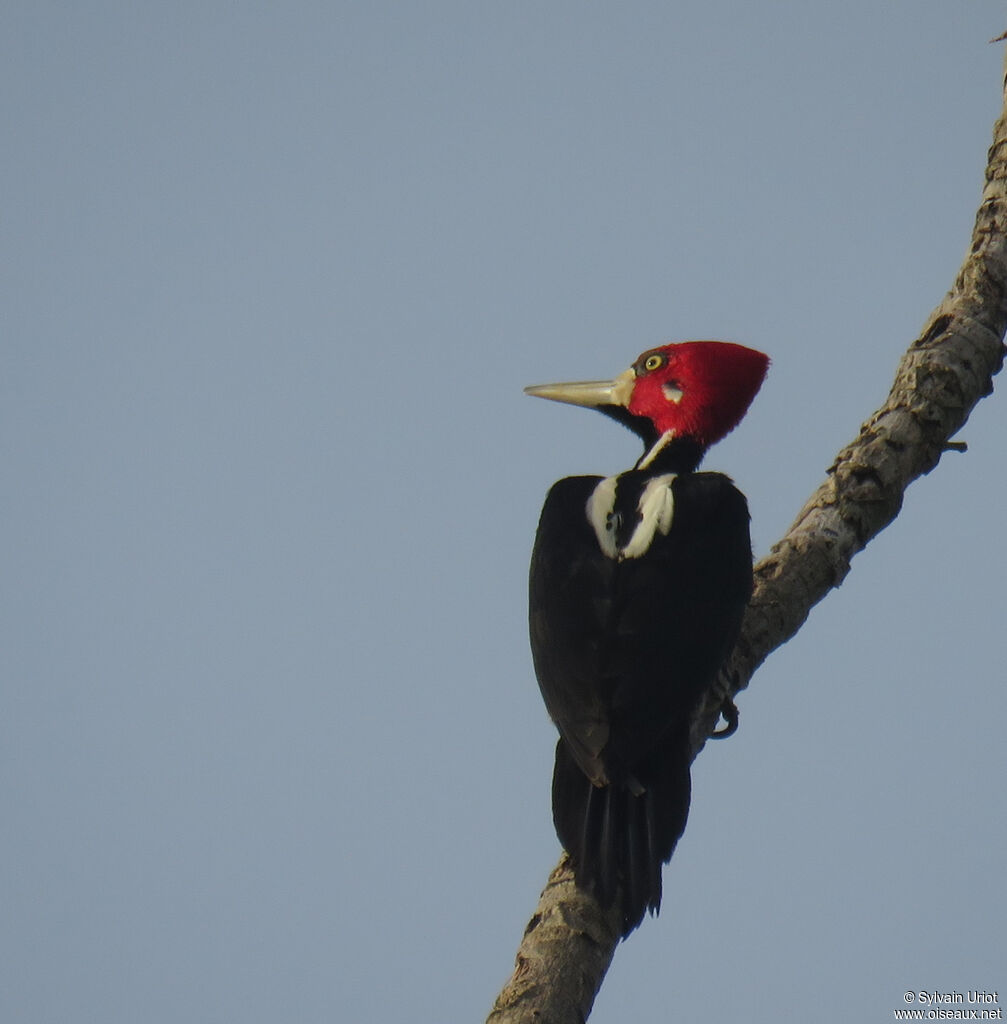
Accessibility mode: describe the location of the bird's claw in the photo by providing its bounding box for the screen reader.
[711,697,739,739]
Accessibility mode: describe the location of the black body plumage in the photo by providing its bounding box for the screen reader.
[529,444,753,935]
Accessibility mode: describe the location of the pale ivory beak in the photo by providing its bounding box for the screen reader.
[524,367,635,409]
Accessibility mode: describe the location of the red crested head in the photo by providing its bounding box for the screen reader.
[525,340,768,454]
[625,341,769,447]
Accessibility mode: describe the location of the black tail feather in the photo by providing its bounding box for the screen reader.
[551,737,691,936]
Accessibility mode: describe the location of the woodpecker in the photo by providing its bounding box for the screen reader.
[525,340,768,936]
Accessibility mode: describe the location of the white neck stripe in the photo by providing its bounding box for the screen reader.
[584,472,676,561]
[621,474,676,558]
[585,476,620,558]
[636,430,676,471]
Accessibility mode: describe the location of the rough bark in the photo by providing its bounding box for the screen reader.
[487,51,1007,1024]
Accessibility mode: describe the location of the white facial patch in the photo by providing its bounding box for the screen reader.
[585,473,676,561]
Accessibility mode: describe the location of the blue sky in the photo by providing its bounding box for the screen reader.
[3,4,1005,1021]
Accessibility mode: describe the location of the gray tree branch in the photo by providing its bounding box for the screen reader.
[487,53,1007,1024]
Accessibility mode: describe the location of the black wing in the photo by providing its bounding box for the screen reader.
[529,471,753,785]
[529,475,613,784]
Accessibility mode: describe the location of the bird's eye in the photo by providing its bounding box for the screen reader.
[644,354,664,372]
